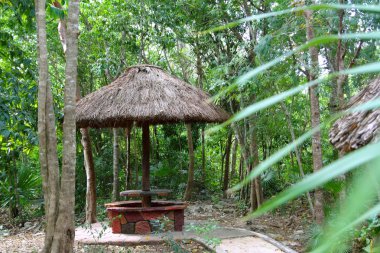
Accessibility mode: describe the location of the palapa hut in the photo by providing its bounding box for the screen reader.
[76,65,229,128]
[76,65,229,234]
[329,77,380,154]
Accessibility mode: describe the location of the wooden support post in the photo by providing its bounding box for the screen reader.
[142,123,151,207]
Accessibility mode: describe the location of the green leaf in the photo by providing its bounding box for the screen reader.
[236,32,380,86]
[311,158,380,252]
[210,62,380,133]
[204,4,380,33]
[47,4,65,19]
[1,129,10,138]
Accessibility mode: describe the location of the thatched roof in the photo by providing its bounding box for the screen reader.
[329,77,380,153]
[76,65,230,128]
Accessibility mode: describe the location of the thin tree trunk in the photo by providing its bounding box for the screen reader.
[141,124,151,207]
[201,128,206,183]
[304,9,325,224]
[153,126,159,162]
[125,126,132,190]
[249,119,262,209]
[239,158,245,200]
[112,128,120,201]
[335,0,346,110]
[77,83,96,224]
[81,128,97,224]
[195,42,206,184]
[184,124,195,201]
[280,101,315,217]
[9,154,19,218]
[220,141,225,186]
[238,155,243,183]
[223,132,232,198]
[134,127,139,188]
[236,128,255,208]
[230,137,237,186]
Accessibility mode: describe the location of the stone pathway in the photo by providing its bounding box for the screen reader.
[216,237,283,253]
[75,221,297,253]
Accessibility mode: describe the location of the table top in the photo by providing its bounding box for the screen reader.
[120,189,172,197]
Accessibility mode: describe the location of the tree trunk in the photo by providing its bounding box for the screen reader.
[141,124,151,207]
[153,126,159,162]
[9,154,19,219]
[280,101,315,217]
[220,140,225,186]
[304,9,325,224]
[125,126,132,190]
[335,0,346,111]
[235,126,255,208]
[230,137,237,186]
[81,128,97,224]
[50,0,79,250]
[249,119,262,209]
[201,128,206,183]
[195,40,207,184]
[134,128,139,188]
[35,0,60,251]
[55,0,96,225]
[238,154,243,184]
[112,128,120,201]
[223,132,232,198]
[184,124,195,201]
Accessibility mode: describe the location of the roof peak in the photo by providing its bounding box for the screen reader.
[126,65,163,71]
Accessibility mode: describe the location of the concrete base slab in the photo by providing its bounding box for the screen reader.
[75,223,187,246]
[75,222,297,253]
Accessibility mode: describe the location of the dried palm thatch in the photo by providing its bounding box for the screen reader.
[76,65,229,128]
[329,77,380,153]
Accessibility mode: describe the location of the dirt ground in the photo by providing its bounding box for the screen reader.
[0,199,312,252]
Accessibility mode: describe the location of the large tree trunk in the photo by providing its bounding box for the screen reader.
[112,128,120,201]
[50,0,79,250]
[223,132,232,198]
[55,0,97,225]
[327,0,363,204]
[184,124,195,201]
[35,0,60,251]
[304,9,325,224]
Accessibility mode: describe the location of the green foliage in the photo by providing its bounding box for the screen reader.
[1,1,380,251]
[214,2,380,251]
[186,221,221,248]
[356,217,380,252]
[0,164,41,208]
